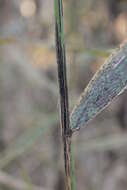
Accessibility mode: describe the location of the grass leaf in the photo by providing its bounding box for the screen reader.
[70,41,127,131]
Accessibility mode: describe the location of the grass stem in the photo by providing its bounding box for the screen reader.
[54,0,74,189]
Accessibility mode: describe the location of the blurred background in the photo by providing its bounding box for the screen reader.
[1,0,127,189]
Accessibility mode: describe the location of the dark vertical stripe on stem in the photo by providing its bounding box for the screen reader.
[54,0,73,190]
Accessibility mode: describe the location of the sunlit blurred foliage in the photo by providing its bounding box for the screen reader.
[20,0,37,18]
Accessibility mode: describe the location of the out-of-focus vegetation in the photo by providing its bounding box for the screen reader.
[1,0,127,189]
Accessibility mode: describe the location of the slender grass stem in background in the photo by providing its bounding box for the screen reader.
[54,0,75,189]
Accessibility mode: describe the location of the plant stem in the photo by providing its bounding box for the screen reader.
[71,144,76,190]
[54,0,73,189]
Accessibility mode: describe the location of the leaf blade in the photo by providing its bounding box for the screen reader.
[70,41,127,131]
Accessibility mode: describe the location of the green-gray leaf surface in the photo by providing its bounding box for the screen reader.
[70,41,127,131]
